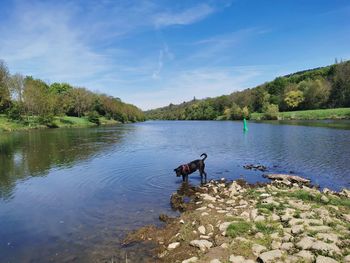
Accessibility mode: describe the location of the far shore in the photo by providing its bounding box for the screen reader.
[0,114,121,132]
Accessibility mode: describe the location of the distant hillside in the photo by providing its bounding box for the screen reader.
[145,61,350,120]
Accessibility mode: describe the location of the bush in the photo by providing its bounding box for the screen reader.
[38,114,57,127]
[87,111,100,125]
[263,104,279,120]
[226,221,252,237]
[7,103,22,120]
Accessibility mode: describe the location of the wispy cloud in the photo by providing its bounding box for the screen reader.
[153,4,214,28]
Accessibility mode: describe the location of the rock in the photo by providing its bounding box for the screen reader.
[295,250,314,262]
[271,213,280,221]
[339,188,350,198]
[229,255,245,263]
[288,200,311,211]
[182,257,198,263]
[201,212,209,216]
[258,249,283,262]
[180,219,185,224]
[344,255,350,263]
[219,222,231,232]
[280,242,294,251]
[210,259,221,263]
[220,243,229,248]
[252,244,267,256]
[271,240,281,250]
[198,226,206,235]
[255,232,264,239]
[190,240,213,252]
[196,206,207,211]
[307,225,331,233]
[291,224,304,234]
[263,173,310,185]
[311,240,341,256]
[201,193,216,202]
[254,215,265,222]
[200,235,210,239]
[260,193,271,198]
[315,255,338,263]
[321,195,329,203]
[240,211,250,220]
[167,242,180,250]
[343,214,350,223]
[250,209,258,219]
[322,188,332,194]
[316,233,339,244]
[296,236,315,250]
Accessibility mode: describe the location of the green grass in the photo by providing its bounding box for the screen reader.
[0,114,119,132]
[226,221,253,238]
[255,221,279,234]
[251,107,350,120]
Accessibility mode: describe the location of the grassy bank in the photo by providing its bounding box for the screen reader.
[250,107,350,120]
[0,114,119,132]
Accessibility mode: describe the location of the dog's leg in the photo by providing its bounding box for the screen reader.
[182,174,186,182]
[203,171,207,184]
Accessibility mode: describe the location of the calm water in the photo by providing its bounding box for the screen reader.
[1,120,350,262]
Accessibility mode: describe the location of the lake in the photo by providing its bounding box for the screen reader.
[1,120,350,262]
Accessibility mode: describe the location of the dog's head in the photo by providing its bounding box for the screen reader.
[174,166,182,177]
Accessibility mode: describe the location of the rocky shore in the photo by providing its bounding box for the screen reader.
[124,175,350,263]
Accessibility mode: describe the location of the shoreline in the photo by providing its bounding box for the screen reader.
[124,175,350,263]
[0,115,123,132]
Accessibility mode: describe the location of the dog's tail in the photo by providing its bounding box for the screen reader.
[200,153,207,161]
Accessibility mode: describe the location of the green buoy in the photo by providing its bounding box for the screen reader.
[243,118,248,132]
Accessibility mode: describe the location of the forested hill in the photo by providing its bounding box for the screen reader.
[145,61,350,120]
[0,59,144,124]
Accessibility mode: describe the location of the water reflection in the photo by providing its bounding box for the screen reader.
[0,126,131,200]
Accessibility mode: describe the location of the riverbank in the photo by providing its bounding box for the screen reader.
[250,108,350,120]
[0,114,119,132]
[124,175,350,263]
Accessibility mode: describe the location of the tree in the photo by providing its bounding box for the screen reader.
[0,60,11,112]
[263,104,279,120]
[23,77,53,116]
[8,73,25,102]
[300,79,330,109]
[230,103,243,120]
[329,61,350,107]
[284,90,304,109]
[66,88,94,117]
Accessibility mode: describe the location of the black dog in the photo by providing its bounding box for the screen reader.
[174,153,207,183]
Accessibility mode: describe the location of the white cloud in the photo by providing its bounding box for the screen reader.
[153,4,214,28]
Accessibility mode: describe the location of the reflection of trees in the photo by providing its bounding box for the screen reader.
[0,127,131,200]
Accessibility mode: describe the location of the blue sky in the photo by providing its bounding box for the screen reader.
[0,0,349,110]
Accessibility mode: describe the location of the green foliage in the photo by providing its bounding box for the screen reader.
[6,102,22,120]
[145,61,350,120]
[87,111,100,125]
[284,90,304,109]
[263,103,279,120]
[255,221,278,234]
[226,221,253,238]
[0,59,144,126]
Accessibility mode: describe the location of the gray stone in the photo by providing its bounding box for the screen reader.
[311,240,341,256]
[321,195,329,203]
[291,224,304,234]
[315,255,338,263]
[252,244,267,256]
[182,257,198,263]
[210,259,221,263]
[258,250,283,262]
[229,255,245,263]
[167,242,180,250]
[198,225,206,235]
[190,240,213,252]
[280,242,294,251]
[219,222,231,232]
[295,250,314,262]
[344,255,350,263]
[296,236,315,250]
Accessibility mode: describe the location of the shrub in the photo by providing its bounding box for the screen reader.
[263,104,279,120]
[87,111,100,125]
[7,103,22,120]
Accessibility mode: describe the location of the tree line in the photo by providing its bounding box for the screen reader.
[145,60,350,120]
[0,60,144,125]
